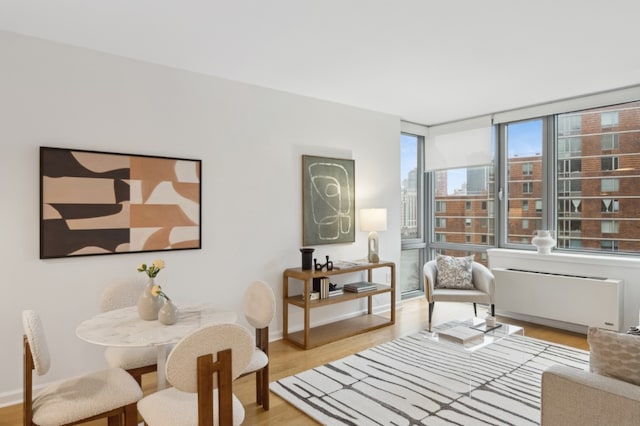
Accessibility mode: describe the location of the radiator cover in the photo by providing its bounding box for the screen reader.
[492,267,623,331]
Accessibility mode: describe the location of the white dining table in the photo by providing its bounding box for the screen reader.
[76,303,237,390]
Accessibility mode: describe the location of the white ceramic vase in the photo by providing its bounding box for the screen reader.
[137,278,163,321]
[158,299,178,325]
[532,230,556,254]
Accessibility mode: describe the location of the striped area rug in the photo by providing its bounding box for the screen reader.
[270,330,589,425]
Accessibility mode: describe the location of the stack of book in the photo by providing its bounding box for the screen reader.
[343,282,377,293]
[437,326,484,344]
[313,277,343,299]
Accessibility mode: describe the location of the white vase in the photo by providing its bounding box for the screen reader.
[532,230,556,254]
[137,278,163,320]
[158,299,178,325]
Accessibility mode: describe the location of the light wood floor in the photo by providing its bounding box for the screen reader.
[1,297,588,426]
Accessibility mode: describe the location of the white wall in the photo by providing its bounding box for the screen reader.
[0,31,401,404]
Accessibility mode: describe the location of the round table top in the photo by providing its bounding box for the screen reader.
[76,303,238,348]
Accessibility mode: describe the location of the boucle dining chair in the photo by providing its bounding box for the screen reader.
[22,309,142,426]
[423,255,495,331]
[99,279,158,385]
[238,280,276,410]
[137,323,254,426]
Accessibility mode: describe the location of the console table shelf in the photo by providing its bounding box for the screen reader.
[282,261,395,349]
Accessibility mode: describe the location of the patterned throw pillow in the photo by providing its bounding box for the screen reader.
[435,255,475,289]
[588,327,640,386]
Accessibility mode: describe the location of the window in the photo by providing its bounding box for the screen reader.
[435,218,446,228]
[601,111,619,128]
[601,199,619,213]
[601,178,619,192]
[601,220,619,233]
[601,134,619,150]
[400,132,425,296]
[423,98,640,262]
[601,156,619,171]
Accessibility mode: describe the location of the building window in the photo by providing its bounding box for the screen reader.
[465,218,472,227]
[601,199,619,213]
[435,218,446,228]
[522,162,533,176]
[601,111,619,128]
[558,137,582,157]
[558,114,581,136]
[522,219,529,229]
[601,220,619,233]
[522,182,533,193]
[601,134,619,150]
[522,200,529,210]
[601,156,619,171]
[481,201,487,210]
[435,233,446,242]
[465,201,471,210]
[435,201,446,212]
[465,235,471,243]
[481,235,487,243]
[601,240,619,251]
[601,178,619,192]
[558,159,582,175]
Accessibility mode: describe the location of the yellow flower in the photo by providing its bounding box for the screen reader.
[137,259,165,278]
[151,284,170,301]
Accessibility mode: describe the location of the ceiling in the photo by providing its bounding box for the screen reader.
[1,0,639,126]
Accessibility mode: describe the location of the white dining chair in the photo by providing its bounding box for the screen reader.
[137,323,254,426]
[22,309,142,426]
[100,278,158,385]
[238,280,276,410]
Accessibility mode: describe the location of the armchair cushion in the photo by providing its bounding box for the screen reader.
[588,327,640,386]
[435,255,474,289]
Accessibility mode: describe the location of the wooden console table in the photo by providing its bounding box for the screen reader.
[282,261,395,349]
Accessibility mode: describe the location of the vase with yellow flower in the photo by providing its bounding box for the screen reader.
[136,259,166,321]
[152,285,178,325]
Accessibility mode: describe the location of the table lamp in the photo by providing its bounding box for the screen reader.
[360,208,387,263]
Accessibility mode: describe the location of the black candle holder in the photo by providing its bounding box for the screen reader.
[314,255,334,271]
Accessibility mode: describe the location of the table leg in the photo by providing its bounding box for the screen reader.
[156,344,170,390]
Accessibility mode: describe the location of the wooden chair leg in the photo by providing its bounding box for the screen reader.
[123,403,138,426]
[107,414,122,426]
[491,304,495,317]
[255,370,262,405]
[261,365,270,410]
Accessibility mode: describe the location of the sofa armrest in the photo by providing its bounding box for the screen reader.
[541,364,640,426]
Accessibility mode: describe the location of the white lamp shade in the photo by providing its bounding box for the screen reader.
[360,208,387,232]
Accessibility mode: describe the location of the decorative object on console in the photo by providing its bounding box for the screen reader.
[136,259,166,321]
[302,155,355,246]
[314,255,333,271]
[40,147,201,259]
[531,229,556,254]
[360,208,387,263]
[299,248,314,270]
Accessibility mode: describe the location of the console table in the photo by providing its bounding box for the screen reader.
[282,261,395,349]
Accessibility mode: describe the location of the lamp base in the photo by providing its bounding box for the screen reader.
[368,231,380,263]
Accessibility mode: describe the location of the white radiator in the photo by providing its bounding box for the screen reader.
[492,267,623,331]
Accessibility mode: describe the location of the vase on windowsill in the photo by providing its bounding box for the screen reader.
[532,230,556,254]
[137,278,163,320]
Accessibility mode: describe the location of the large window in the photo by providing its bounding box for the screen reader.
[409,96,640,292]
[555,101,640,253]
[400,132,424,297]
[506,119,544,245]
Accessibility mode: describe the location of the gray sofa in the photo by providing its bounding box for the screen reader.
[541,328,640,425]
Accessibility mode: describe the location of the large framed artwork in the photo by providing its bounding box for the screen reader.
[40,147,201,259]
[302,155,355,246]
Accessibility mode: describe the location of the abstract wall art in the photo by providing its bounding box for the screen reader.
[40,147,201,258]
[302,155,355,246]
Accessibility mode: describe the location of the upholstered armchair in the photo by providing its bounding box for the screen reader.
[423,256,495,330]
